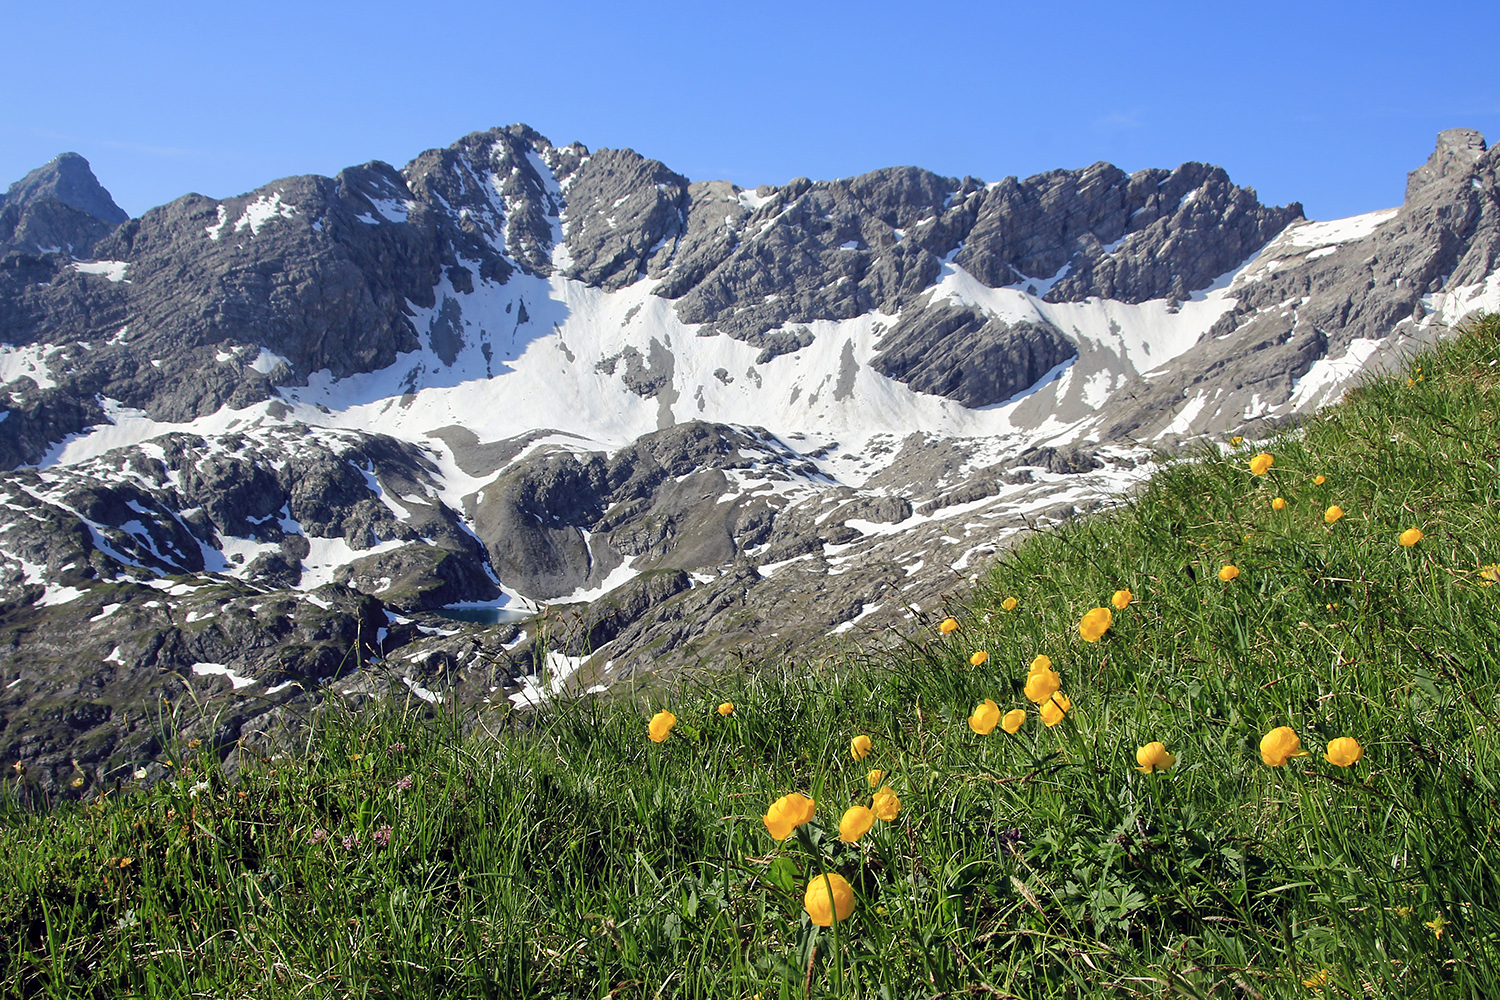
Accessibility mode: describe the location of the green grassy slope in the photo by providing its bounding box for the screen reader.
[4,317,1499,999]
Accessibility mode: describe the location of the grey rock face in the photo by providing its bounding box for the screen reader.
[0,200,119,258]
[957,161,1300,304]
[1,154,128,259]
[637,159,1297,362]
[4,153,128,226]
[1009,446,1105,476]
[558,148,689,290]
[662,167,963,349]
[403,124,584,286]
[870,302,1077,407]
[469,421,786,599]
[1096,129,1500,441]
[0,578,385,795]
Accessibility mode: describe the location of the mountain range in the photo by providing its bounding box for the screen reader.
[3,124,1498,793]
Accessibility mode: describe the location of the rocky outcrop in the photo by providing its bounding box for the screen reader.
[0,577,384,794]
[870,302,1077,407]
[1,153,128,257]
[469,421,792,599]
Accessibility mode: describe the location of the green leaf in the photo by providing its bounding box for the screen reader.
[767,857,800,896]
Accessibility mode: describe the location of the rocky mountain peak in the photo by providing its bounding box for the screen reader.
[0,152,128,258]
[3,152,128,225]
[1405,127,1489,202]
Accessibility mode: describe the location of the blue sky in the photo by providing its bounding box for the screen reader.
[4,1,1498,221]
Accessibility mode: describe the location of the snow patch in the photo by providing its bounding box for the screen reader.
[192,662,257,690]
[72,260,130,282]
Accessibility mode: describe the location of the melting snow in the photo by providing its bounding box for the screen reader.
[1282,208,1400,250]
[192,662,257,690]
[234,193,298,237]
[1289,337,1389,409]
[72,260,130,282]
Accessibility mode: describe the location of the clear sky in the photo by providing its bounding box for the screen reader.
[4,1,1498,222]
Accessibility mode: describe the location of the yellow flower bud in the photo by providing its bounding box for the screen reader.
[1001,709,1026,734]
[763,793,816,840]
[647,710,676,743]
[850,734,873,760]
[1272,496,1287,510]
[969,650,989,667]
[1218,564,1240,582]
[1324,736,1364,767]
[1078,606,1112,642]
[1260,726,1310,766]
[1324,505,1345,524]
[804,873,855,926]
[1399,528,1423,547]
[1024,669,1061,705]
[838,805,876,843]
[1249,453,1274,475]
[967,699,1001,735]
[1135,742,1177,774]
[1001,596,1018,611]
[1039,693,1072,727]
[871,786,901,821]
[938,617,958,634]
[1111,588,1132,610]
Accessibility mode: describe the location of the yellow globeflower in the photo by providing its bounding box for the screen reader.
[1314,475,1326,485]
[763,793,816,840]
[1024,667,1061,705]
[1078,606,1112,642]
[970,650,989,667]
[1135,742,1177,774]
[1399,528,1423,547]
[872,786,901,821]
[1039,693,1072,727]
[838,805,876,843]
[850,734,873,760]
[865,769,884,788]
[1111,588,1132,610]
[938,617,958,634]
[1480,563,1500,587]
[804,873,856,926]
[1249,453,1274,475]
[1001,709,1026,734]
[1260,726,1310,767]
[717,702,735,715]
[1001,597,1018,611]
[1272,496,1287,511]
[1218,564,1240,582]
[648,710,677,743]
[1029,654,1052,674]
[1325,505,1345,524]
[968,699,1001,735]
[1324,737,1364,767]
